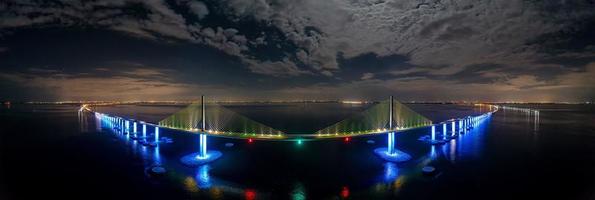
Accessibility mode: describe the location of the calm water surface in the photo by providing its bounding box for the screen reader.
[1,103,594,199]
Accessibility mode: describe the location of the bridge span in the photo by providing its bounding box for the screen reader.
[82,96,498,166]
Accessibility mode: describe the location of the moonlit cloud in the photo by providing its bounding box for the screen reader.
[0,0,594,102]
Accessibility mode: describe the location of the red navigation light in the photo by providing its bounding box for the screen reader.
[341,186,350,198]
[344,137,351,142]
[245,189,256,200]
[248,138,253,143]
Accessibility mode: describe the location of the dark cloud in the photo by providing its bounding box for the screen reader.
[0,0,594,101]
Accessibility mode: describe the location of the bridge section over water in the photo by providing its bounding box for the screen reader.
[86,96,498,166]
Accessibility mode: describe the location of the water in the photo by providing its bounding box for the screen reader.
[1,103,594,199]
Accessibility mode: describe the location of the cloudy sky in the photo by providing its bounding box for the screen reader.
[1,0,594,102]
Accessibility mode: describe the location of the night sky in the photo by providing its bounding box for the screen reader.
[1,0,594,102]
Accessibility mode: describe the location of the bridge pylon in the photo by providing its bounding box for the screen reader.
[180,95,222,167]
[374,96,412,162]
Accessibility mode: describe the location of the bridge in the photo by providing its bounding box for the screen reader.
[84,96,498,166]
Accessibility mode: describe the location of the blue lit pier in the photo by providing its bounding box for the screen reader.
[179,95,222,167]
[373,96,413,163]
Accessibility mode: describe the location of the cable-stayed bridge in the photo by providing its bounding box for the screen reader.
[157,96,433,139]
[86,96,497,166]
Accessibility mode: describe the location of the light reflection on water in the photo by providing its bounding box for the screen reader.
[383,162,399,182]
[196,165,211,189]
[291,183,306,200]
[430,145,438,160]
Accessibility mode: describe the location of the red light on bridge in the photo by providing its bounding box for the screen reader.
[341,186,350,198]
[245,189,256,200]
[248,138,253,143]
[344,137,351,142]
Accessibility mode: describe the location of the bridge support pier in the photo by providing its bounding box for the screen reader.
[451,121,456,138]
[180,95,222,167]
[155,127,159,142]
[429,125,444,145]
[199,134,207,158]
[443,123,447,140]
[374,131,411,162]
[180,133,222,167]
[125,120,129,133]
[374,96,411,163]
[142,123,147,138]
[387,132,395,155]
[431,126,435,140]
[459,120,463,134]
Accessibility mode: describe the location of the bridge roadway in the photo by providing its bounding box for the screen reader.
[81,103,499,141]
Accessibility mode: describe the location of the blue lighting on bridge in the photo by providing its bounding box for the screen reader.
[196,165,211,188]
[85,98,498,171]
[430,145,437,159]
[142,123,147,138]
[199,134,207,158]
[387,132,395,155]
[383,162,399,182]
[431,125,436,140]
[155,127,159,142]
[451,121,455,136]
[459,120,462,133]
[442,123,447,140]
[180,150,222,167]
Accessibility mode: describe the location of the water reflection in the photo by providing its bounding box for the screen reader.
[445,139,457,163]
[429,145,438,160]
[500,105,540,132]
[244,189,256,200]
[153,146,162,165]
[291,183,306,200]
[533,110,540,132]
[78,109,90,132]
[196,165,212,188]
[183,177,199,193]
[340,186,350,199]
[383,162,399,182]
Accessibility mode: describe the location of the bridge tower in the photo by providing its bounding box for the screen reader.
[387,96,396,155]
[374,96,412,162]
[180,95,222,167]
[199,95,207,158]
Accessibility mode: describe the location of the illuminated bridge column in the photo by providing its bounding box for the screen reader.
[387,96,396,155]
[374,96,411,162]
[387,132,396,155]
[443,123,447,140]
[198,94,208,158]
[180,95,222,167]
[459,120,463,134]
[431,125,436,141]
[142,123,147,138]
[154,127,159,142]
[451,121,456,137]
[428,124,443,145]
[125,120,129,133]
[199,133,207,158]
